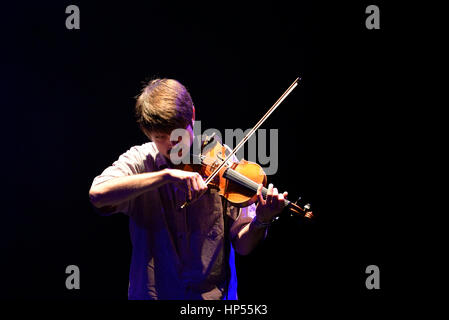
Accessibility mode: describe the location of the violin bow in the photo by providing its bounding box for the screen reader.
[203,77,301,185]
[181,77,301,208]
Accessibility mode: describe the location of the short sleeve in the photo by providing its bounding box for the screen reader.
[91,146,147,215]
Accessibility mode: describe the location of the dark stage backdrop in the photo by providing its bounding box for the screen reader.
[0,0,406,310]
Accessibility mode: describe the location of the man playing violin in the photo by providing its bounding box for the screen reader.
[89,78,288,300]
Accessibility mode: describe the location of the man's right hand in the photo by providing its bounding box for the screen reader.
[165,169,208,203]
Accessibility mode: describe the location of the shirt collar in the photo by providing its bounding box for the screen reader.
[155,151,171,170]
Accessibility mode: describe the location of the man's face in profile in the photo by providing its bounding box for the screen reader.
[148,123,194,162]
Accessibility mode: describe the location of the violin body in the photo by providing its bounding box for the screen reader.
[221,159,267,207]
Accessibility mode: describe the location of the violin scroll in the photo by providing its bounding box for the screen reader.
[285,199,313,219]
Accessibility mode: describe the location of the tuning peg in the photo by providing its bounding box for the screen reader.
[304,203,313,219]
[290,196,302,217]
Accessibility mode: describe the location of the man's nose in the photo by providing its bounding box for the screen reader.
[170,137,182,147]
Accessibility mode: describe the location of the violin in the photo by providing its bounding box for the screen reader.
[175,136,313,218]
[175,77,313,219]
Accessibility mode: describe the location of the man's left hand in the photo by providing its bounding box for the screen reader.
[255,184,287,223]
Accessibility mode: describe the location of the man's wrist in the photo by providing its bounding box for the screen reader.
[252,216,272,229]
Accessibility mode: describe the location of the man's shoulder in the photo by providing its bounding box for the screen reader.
[126,142,158,158]
[118,142,159,169]
[131,142,158,155]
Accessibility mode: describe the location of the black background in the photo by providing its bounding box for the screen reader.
[0,0,410,312]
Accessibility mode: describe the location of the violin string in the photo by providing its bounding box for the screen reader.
[223,168,292,207]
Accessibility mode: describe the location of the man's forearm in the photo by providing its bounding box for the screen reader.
[89,169,170,208]
[233,218,268,256]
